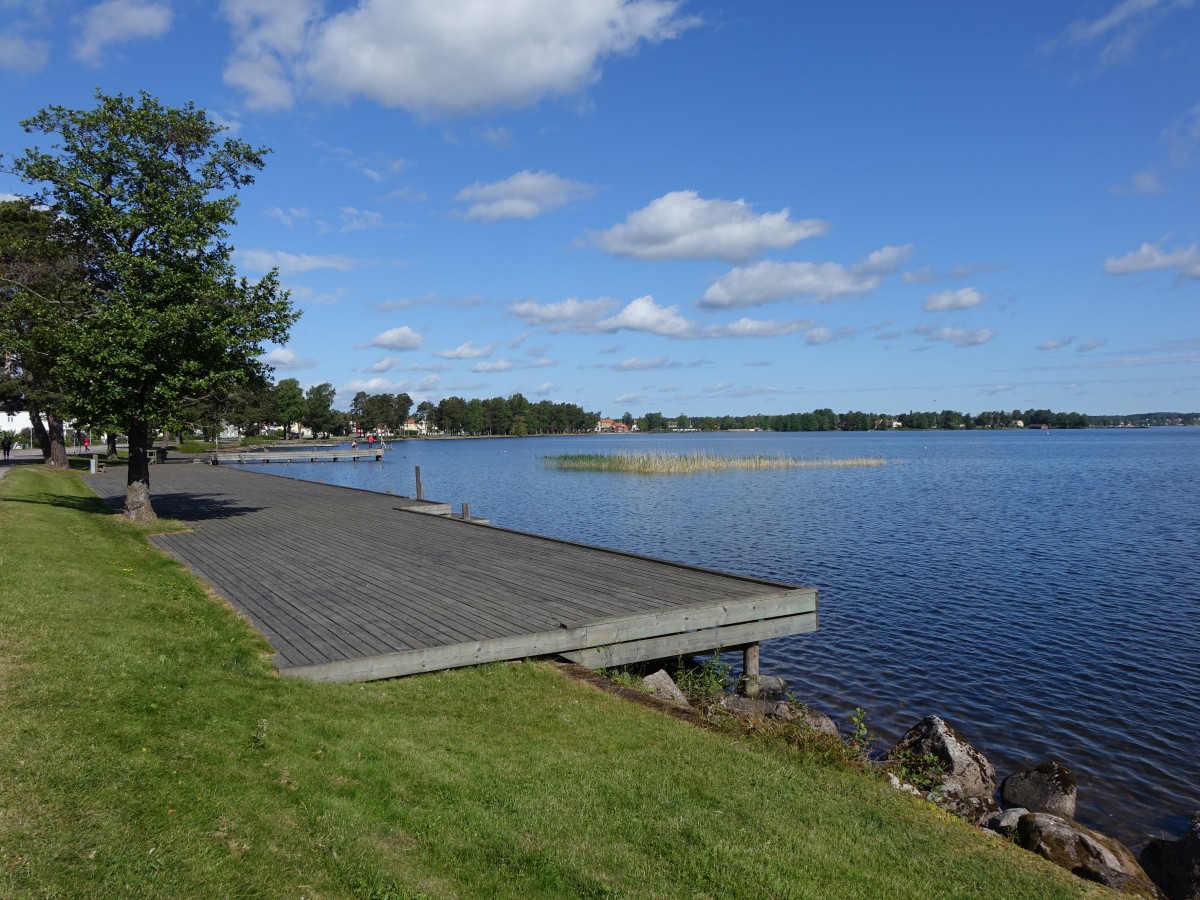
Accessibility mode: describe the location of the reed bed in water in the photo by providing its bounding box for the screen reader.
[542,450,890,474]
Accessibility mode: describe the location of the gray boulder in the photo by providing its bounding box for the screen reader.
[800,706,841,738]
[720,696,775,718]
[983,807,1029,839]
[1016,812,1165,898]
[1002,761,1077,818]
[642,669,688,706]
[889,715,997,801]
[1140,811,1200,900]
[740,674,787,700]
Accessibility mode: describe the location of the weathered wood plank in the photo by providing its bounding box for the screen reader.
[560,612,818,670]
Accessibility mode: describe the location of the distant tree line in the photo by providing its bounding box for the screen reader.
[430,394,597,436]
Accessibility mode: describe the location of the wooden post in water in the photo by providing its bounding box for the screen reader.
[415,466,423,500]
[743,643,760,678]
[461,503,470,521]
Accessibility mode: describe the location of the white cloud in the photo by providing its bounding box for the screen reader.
[363,326,423,351]
[1050,0,1190,71]
[1104,240,1200,278]
[901,261,997,284]
[708,317,808,339]
[509,297,620,331]
[0,34,49,73]
[472,359,513,373]
[455,170,594,222]
[596,295,692,337]
[701,256,884,310]
[261,347,316,369]
[264,206,310,227]
[612,356,673,371]
[221,0,696,114]
[921,326,997,348]
[614,392,649,405]
[237,248,361,274]
[1077,337,1109,352]
[303,0,697,114]
[74,0,172,64]
[220,0,320,111]
[923,287,985,312]
[435,341,496,360]
[338,207,387,232]
[1037,338,1073,351]
[590,190,829,263]
[852,243,913,276]
[530,382,557,397]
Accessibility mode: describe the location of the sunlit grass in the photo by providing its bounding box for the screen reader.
[543,450,892,474]
[0,467,1097,899]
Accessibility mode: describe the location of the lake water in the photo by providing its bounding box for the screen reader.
[259,428,1198,847]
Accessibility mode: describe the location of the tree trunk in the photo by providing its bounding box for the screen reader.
[28,400,52,460]
[107,432,119,459]
[124,422,157,522]
[44,409,70,469]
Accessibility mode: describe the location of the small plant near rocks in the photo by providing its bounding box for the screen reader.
[673,650,732,706]
[887,747,947,794]
[596,667,650,692]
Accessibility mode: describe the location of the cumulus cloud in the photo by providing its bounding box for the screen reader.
[362,326,423,351]
[73,0,172,64]
[0,34,49,73]
[710,317,808,338]
[222,0,696,114]
[1077,337,1109,352]
[590,190,829,263]
[435,341,496,360]
[237,248,361,274]
[610,356,674,371]
[509,297,620,331]
[702,256,883,310]
[221,0,320,111]
[902,261,998,284]
[455,170,594,222]
[596,295,692,337]
[261,347,316,369]
[920,326,997,348]
[530,381,557,396]
[264,206,310,227]
[923,287,985,312]
[339,207,387,232]
[1104,240,1200,278]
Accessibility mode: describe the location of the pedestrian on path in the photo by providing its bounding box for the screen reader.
[1,435,11,460]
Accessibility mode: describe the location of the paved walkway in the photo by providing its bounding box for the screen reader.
[82,464,817,682]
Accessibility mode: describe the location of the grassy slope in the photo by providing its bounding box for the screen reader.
[0,467,1109,899]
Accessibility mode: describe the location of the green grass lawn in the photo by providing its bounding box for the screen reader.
[0,466,1110,899]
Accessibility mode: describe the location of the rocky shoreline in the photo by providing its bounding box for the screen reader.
[622,665,1198,900]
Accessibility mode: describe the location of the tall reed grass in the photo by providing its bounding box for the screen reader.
[542,450,890,474]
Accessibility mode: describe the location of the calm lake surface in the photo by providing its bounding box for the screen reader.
[261,428,1198,846]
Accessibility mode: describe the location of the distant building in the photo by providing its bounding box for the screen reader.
[595,417,630,433]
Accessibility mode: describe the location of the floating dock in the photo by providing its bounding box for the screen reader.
[83,465,817,683]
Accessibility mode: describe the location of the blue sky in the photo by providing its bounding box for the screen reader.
[2,1,1198,417]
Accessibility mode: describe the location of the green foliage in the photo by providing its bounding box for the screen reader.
[11,90,298,516]
[303,382,340,436]
[543,451,888,474]
[673,651,732,705]
[887,748,948,794]
[271,378,307,436]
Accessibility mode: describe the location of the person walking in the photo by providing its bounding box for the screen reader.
[1,435,11,460]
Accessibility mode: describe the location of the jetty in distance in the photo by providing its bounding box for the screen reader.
[83,464,817,683]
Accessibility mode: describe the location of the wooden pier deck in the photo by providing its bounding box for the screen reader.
[209,449,386,464]
[83,465,817,683]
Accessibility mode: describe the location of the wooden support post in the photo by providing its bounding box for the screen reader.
[462,503,470,521]
[743,643,760,677]
[415,465,423,500]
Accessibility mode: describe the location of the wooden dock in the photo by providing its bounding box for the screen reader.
[209,449,385,464]
[82,465,817,683]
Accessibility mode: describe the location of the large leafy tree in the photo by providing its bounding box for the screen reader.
[303,382,339,438]
[0,198,92,468]
[271,378,306,438]
[11,91,298,520]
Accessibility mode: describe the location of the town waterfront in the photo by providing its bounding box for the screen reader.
[263,427,1198,846]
